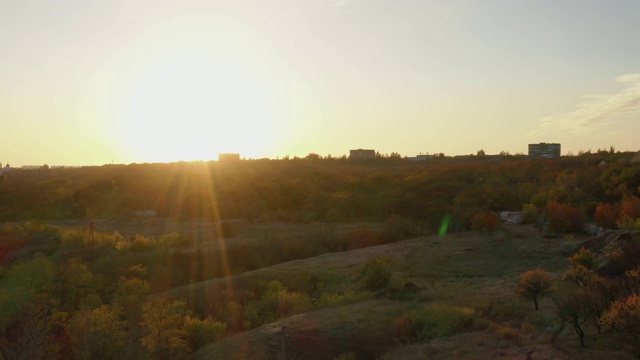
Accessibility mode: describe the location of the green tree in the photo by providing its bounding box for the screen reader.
[140,300,190,360]
[522,203,540,225]
[112,274,150,321]
[67,305,130,360]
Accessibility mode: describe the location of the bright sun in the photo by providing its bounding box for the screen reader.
[114,52,278,163]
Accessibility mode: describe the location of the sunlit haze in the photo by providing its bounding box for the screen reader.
[2,0,640,166]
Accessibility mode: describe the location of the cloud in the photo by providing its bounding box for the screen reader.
[330,0,376,9]
[529,73,640,138]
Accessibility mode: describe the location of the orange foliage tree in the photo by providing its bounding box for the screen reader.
[595,202,620,230]
[517,268,555,311]
[470,211,501,235]
[620,195,640,221]
[600,293,640,358]
[544,201,585,234]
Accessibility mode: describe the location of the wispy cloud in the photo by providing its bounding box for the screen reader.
[331,0,376,9]
[529,73,640,138]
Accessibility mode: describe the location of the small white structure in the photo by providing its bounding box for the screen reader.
[133,210,157,217]
[500,211,524,224]
[408,154,434,161]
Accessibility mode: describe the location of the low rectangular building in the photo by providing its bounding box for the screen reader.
[218,153,240,162]
[349,149,376,160]
[528,143,561,159]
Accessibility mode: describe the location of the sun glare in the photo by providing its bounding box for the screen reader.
[114,53,278,163]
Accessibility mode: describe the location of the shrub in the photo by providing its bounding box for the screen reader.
[158,233,191,247]
[244,281,313,328]
[381,214,416,242]
[184,315,227,350]
[333,352,357,360]
[400,304,477,340]
[316,290,365,308]
[522,204,540,225]
[344,226,382,250]
[493,325,521,342]
[359,257,393,291]
[112,231,130,251]
[131,234,153,251]
[59,227,86,247]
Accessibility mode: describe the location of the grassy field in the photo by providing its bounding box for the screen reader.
[135,223,632,360]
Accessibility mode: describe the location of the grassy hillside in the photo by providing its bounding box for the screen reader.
[154,224,633,360]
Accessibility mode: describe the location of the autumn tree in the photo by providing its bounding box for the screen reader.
[552,286,592,347]
[595,202,620,229]
[600,293,640,358]
[569,247,598,271]
[618,196,640,230]
[544,201,586,234]
[112,271,150,321]
[517,268,555,310]
[620,195,640,221]
[470,211,501,235]
[140,300,190,360]
[67,305,131,360]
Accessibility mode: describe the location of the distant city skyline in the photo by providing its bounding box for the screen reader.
[2,1,640,166]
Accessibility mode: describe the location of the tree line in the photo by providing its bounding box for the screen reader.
[1,150,639,233]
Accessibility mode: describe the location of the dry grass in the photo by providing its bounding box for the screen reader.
[145,222,635,359]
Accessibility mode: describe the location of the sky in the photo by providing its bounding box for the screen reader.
[1,0,640,166]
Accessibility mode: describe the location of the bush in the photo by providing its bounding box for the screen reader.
[381,214,416,242]
[359,257,393,291]
[184,315,227,350]
[59,227,86,247]
[158,233,191,247]
[522,204,540,225]
[344,226,382,250]
[244,281,313,328]
[316,290,366,308]
[333,352,357,360]
[397,304,478,341]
